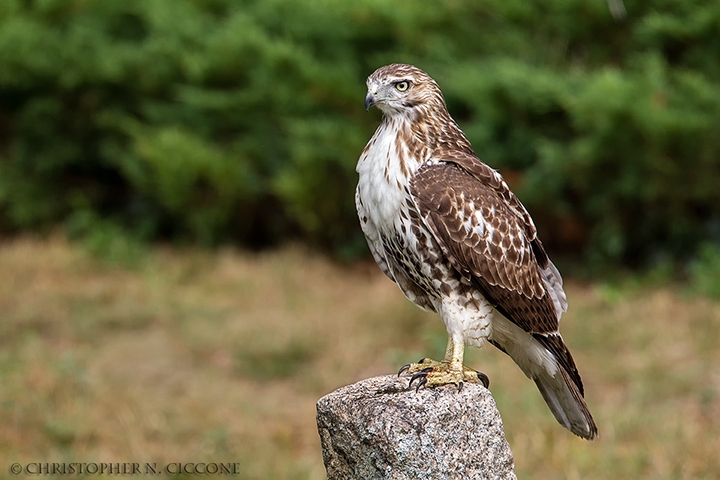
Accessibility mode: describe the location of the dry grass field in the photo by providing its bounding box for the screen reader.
[1,236,719,479]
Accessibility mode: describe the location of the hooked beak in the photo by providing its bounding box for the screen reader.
[364,92,375,111]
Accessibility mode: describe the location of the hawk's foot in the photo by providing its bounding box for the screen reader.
[398,358,489,391]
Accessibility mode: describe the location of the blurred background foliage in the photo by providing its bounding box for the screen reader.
[1,0,720,271]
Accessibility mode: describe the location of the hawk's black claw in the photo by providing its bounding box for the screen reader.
[457,381,464,392]
[408,367,432,389]
[398,364,411,376]
[414,376,427,392]
[477,372,490,388]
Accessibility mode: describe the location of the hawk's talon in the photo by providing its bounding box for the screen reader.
[476,371,490,388]
[408,368,433,389]
[398,358,489,392]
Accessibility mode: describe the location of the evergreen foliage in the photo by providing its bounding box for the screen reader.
[1,0,719,267]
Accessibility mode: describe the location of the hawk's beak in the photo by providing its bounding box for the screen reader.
[365,92,375,111]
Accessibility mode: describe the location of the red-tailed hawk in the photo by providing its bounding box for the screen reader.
[356,64,598,440]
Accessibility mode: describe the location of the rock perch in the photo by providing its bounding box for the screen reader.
[316,375,516,479]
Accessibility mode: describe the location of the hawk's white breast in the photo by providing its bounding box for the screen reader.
[355,116,434,306]
[356,118,416,233]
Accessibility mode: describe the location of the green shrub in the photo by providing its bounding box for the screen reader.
[1,0,719,268]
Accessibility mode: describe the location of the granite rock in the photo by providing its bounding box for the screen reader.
[317,375,516,479]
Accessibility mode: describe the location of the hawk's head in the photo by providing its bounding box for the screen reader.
[365,64,446,117]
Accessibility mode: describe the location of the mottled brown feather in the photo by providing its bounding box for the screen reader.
[410,160,559,335]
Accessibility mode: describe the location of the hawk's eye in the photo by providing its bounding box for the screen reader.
[395,81,409,92]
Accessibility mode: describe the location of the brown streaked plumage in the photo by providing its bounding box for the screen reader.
[356,64,598,439]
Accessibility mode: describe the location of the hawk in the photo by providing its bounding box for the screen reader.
[356,64,598,440]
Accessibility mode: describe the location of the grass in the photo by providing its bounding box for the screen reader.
[0,236,719,479]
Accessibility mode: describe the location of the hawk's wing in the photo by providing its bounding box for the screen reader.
[410,156,563,333]
[409,155,585,394]
[410,155,596,437]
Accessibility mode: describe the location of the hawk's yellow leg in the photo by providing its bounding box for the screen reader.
[398,337,489,391]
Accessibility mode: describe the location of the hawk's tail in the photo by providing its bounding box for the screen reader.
[532,360,599,440]
[489,321,598,440]
[530,333,598,440]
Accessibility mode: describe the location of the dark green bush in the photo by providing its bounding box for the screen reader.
[1,0,719,268]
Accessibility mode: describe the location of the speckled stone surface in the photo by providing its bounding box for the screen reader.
[317,375,516,480]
